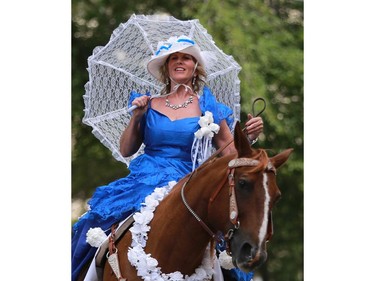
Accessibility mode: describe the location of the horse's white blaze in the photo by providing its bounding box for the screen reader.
[258,173,270,247]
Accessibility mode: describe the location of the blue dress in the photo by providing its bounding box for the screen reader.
[71,86,253,281]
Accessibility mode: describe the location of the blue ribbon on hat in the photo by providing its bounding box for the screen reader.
[155,38,196,56]
[177,38,195,45]
[155,43,172,56]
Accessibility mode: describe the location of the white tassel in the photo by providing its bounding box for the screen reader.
[218,251,235,270]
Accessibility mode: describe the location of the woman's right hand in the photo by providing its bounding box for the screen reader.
[131,95,150,116]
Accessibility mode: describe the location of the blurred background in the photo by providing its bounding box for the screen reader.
[72,1,303,280]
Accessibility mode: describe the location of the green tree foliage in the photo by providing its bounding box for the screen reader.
[72,1,303,280]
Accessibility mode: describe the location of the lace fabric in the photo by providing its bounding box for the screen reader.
[83,14,241,166]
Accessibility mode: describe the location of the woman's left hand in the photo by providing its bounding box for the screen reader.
[244,113,263,141]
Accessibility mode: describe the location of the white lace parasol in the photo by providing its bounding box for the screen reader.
[83,14,241,166]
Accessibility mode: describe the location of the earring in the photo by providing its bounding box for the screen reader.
[192,76,196,86]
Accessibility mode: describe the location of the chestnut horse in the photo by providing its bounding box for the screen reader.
[85,123,292,281]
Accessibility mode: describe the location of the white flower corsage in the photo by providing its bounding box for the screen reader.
[191,111,220,170]
[86,227,107,247]
[194,111,220,139]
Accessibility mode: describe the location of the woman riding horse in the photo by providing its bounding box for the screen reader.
[99,123,292,281]
[72,35,263,281]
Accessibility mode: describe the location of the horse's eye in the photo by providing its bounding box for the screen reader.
[236,178,255,194]
[238,179,248,189]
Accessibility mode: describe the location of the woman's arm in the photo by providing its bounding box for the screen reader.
[213,120,236,156]
[119,95,150,157]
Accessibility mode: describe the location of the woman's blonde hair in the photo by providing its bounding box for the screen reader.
[159,55,207,96]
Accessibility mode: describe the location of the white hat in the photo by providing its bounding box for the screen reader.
[147,35,205,81]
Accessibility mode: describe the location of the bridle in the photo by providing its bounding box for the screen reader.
[180,153,277,255]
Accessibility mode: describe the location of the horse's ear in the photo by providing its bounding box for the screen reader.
[234,122,253,158]
[270,148,293,169]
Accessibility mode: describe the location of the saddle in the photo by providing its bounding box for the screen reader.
[95,214,135,268]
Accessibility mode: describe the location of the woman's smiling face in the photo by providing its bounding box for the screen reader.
[167,52,197,83]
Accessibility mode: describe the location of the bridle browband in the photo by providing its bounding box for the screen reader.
[227,158,261,227]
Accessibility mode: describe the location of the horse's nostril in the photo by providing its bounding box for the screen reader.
[240,243,254,261]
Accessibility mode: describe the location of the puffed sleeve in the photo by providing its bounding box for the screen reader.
[198,86,235,130]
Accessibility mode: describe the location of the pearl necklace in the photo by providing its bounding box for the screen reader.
[165,95,194,110]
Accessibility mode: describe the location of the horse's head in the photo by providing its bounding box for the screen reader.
[221,122,292,272]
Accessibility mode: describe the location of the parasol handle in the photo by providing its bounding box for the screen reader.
[127,105,138,113]
[127,95,161,113]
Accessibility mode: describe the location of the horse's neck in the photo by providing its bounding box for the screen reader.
[146,157,230,273]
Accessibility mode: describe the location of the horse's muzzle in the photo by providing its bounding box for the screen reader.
[233,242,268,272]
